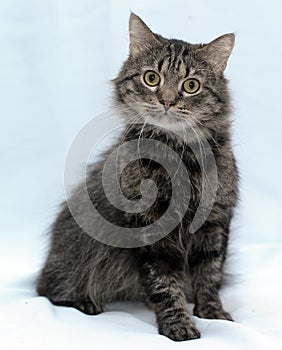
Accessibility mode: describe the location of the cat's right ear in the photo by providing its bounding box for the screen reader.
[197,33,235,73]
[129,13,164,57]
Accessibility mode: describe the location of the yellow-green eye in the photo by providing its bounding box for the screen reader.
[144,71,160,87]
[183,79,200,94]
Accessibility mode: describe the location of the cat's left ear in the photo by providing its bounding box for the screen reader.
[129,13,165,57]
[197,33,235,73]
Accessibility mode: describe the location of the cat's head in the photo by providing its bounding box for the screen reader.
[114,14,234,134]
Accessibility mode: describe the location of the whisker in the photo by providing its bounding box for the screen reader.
[137,116,148,181]
[115,111,145,193]
[167,122,187,185]
[187,120,212,193]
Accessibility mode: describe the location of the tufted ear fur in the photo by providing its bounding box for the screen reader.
[129,13,165,57]
[197,33,235,73]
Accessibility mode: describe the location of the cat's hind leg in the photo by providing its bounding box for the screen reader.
[36,265,103,315]
[52,297,103,315]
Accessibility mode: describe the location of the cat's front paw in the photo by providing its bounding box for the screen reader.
[194,305,233,321]
[159,320,201,341]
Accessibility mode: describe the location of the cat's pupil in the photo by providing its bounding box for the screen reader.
[189,81,195,89]
[149,74,156,82]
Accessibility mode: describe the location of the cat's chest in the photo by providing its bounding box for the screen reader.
[120,150,204,203]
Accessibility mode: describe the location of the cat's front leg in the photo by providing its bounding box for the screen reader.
[136,252,200,341]
[188,224,233,321]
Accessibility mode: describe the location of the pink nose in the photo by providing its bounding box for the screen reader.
[159,100,176,109]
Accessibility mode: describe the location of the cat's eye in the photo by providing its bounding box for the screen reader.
[183,79,200,94]
[144,71,160,87]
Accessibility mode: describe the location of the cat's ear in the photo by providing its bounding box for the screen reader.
[129,13,164,57]
[197,34,235,73]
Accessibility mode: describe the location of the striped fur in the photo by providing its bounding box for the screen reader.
[36,14,238,341]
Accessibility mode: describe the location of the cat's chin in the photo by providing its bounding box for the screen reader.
[145,113,189,134]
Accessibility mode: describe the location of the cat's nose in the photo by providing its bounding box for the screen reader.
[159,99,176,110]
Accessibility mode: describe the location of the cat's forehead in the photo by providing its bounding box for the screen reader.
[140,41,204,78]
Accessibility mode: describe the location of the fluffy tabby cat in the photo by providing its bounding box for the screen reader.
[37,14,238,341]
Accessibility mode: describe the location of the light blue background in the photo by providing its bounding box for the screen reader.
[1,1,282,349]
[0,0,281,267]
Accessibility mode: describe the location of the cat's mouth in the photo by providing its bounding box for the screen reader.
[146,108,185,123]
[144,109,188,132]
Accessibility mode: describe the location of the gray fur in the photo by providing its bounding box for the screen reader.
[37,14,238,341]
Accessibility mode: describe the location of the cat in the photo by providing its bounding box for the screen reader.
[36,13,239,341]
